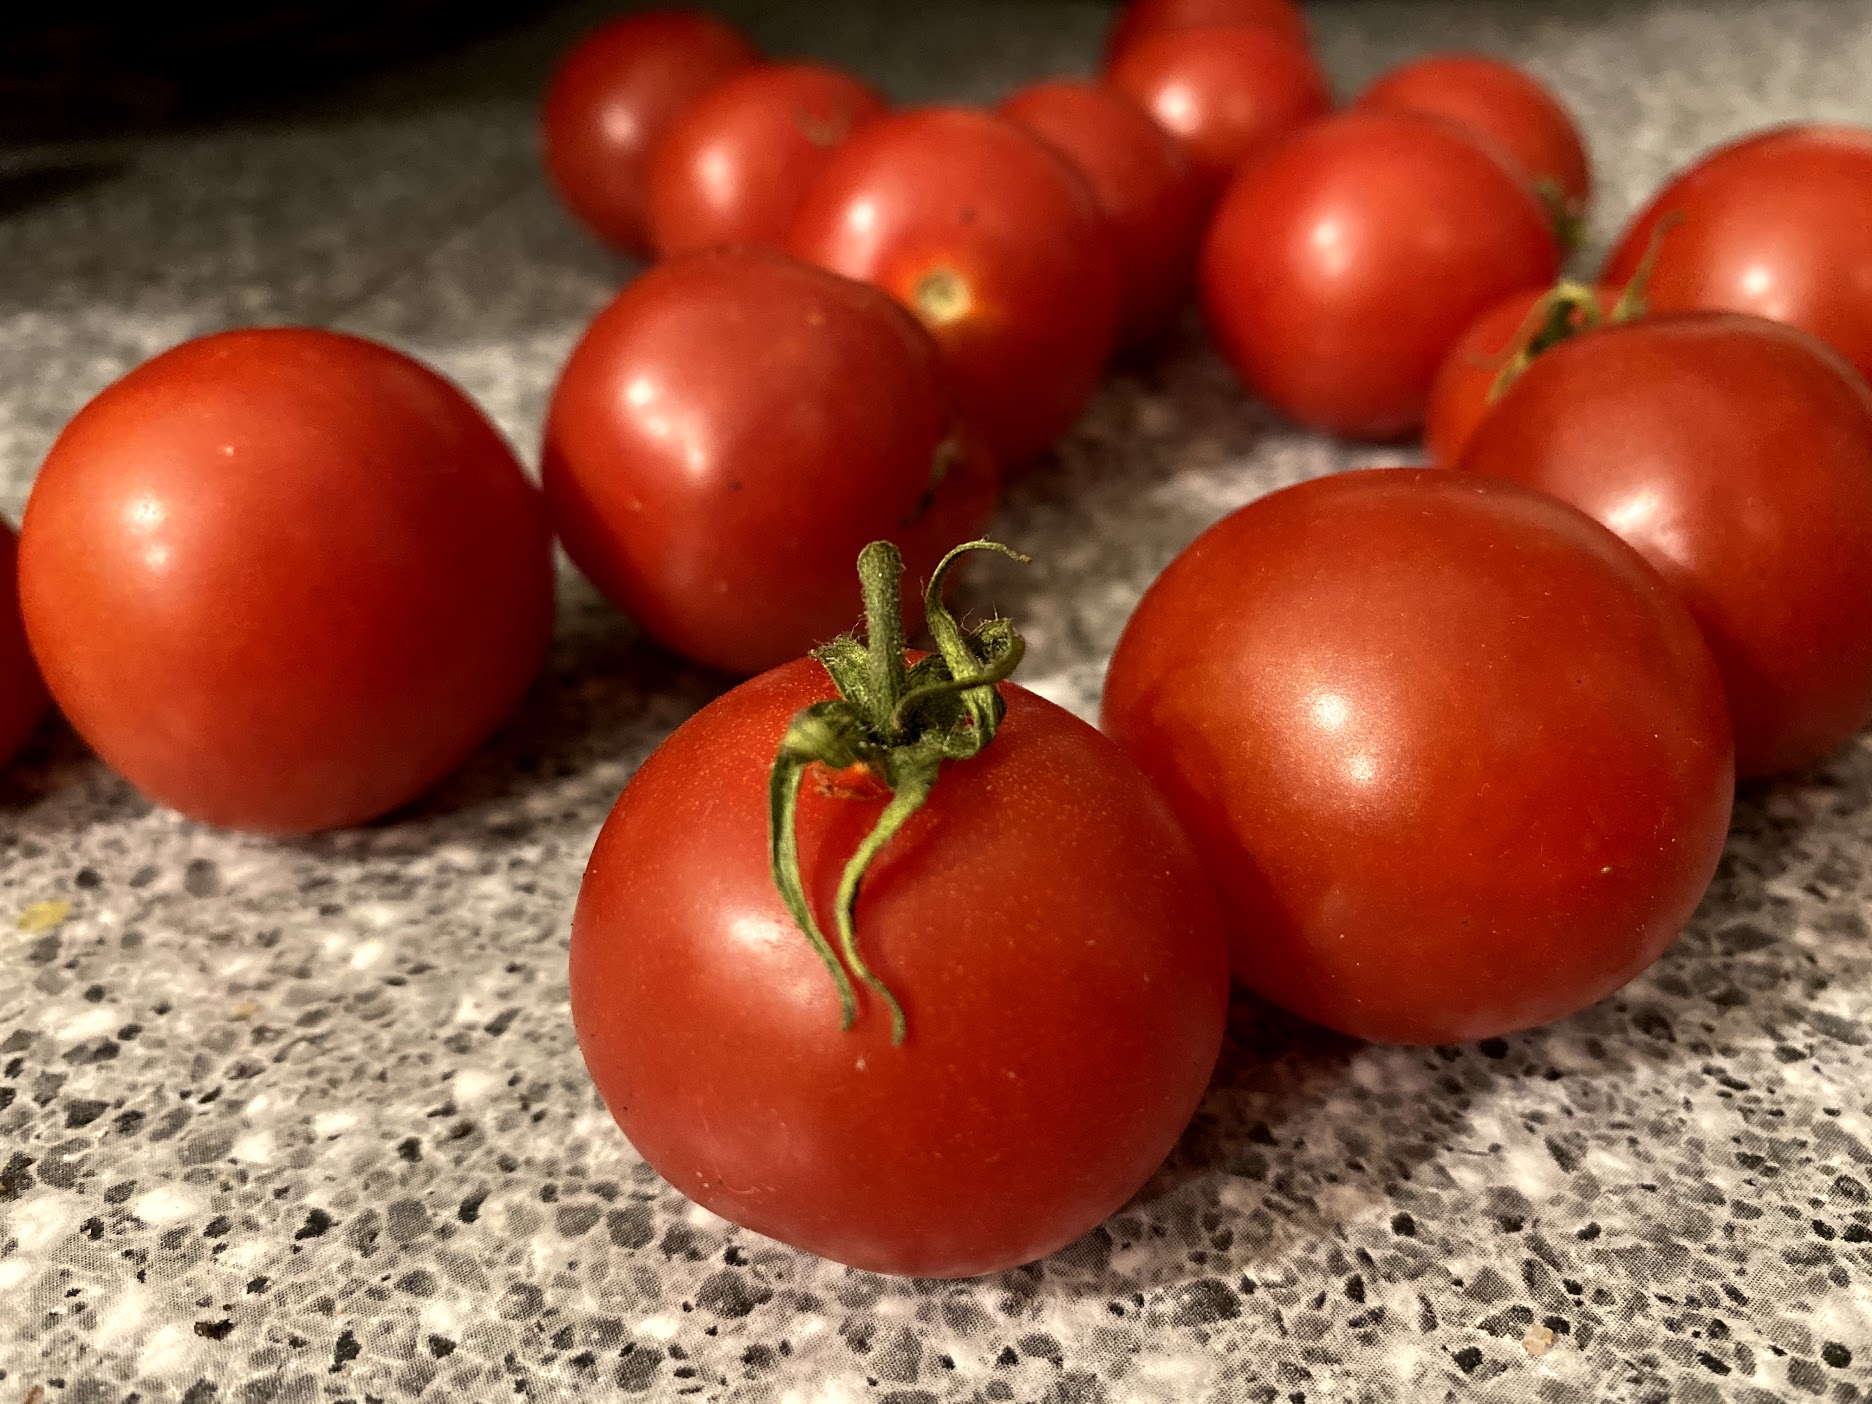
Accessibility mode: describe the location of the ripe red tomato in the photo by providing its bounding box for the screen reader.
[647,62,886,259]
[1602,124,1872,384]
[0,520,48,769]
[1105,24,1332,200]
[1102,469,1734,1046]
[542,248,997,675]
[789,108,1120,469]
[1354,53,1590,233]
[1459,313,1872,779]
[998,79,1207,352]
[1201,110,1561,438]
[542,9,758,254]
[1423,282,1620,467]
[1105,0,1310,64]
[571,552,1228,1277]
[20,329,554,834]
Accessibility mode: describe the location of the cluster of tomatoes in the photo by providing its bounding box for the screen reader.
[5,0,1872,1285]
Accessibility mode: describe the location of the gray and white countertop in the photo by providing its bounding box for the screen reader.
[2,1,1871,1400]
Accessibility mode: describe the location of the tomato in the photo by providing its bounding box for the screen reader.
[1354,53,1590,233]
[1423,282,1621,467]
[1201,110,1561,438]
[0,520,48,769]
[570,544,1228,1276]
[542,9,758,254]
[788,108,1120,470]
[1602,124,1872,384]
[1102,469,1734,1046]
[998,79,1207,352]
[1105,24,1332,201]
[542,248,997,676]
[647,62,886,259]
[19,329,554,834]
[1459,313,1872,779]
[1105,0,1310,64]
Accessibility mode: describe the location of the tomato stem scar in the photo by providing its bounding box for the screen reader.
[766,538,1029,1046]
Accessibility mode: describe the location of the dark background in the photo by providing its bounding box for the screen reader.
[0,2,553,137]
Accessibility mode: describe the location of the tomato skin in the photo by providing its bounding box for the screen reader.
[1602,124,1872,384]
[1201,110,1561,439]
[570,660,1229,1277]
[1458,313,1872,779]
[20,329,554,834]
[0,521,48,769]
[542,249,997,676]
[1423,284,1619,467]
[647,62,886,259]
[1102,469,1734,1046]
[1355,53,1590,223]
[542,9,758,254]
[1106,24,1332,201]
[1106,0,1310,64]
[998,79,1207,352]
[788,107,1121,469]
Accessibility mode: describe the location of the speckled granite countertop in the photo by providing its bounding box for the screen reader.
[2,1,1871,1401]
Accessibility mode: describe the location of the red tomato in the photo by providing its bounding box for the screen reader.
[1201,110,1561,438]
[998,79,1207,352]
[1106,0,1310,64]
[542,9,758,254]
[20,329,554,834]
[542,248,997,675]
[1423,282,1620,467]
[1459,313,1872,779]
[1355,53,1590,232]
[1102,469,1734,1046]
[1105,24,1332,200]
[789,108,1120,469]
[571,626,1228,1276]
[0,520,48,769]
[1603,124,1872,384]
[647,62,886,259]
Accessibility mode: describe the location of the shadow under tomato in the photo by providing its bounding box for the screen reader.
[0,712,157,836]
[960,726,1871,1309]
[277,582,735,863]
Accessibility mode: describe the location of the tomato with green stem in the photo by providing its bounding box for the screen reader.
[1459,312,1872,779]
[1423,280,1626,466]
[570,542,1229,1277]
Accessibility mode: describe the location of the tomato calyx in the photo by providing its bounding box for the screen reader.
[767,538,1030,1044]
[1484,278,1613,402]
[1486,215,1675,405]
[1533,177,1584,254]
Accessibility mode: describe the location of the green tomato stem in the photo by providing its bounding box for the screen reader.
[765,539,1030,1047]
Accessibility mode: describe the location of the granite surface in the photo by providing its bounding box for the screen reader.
[3,1,1872,1400]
